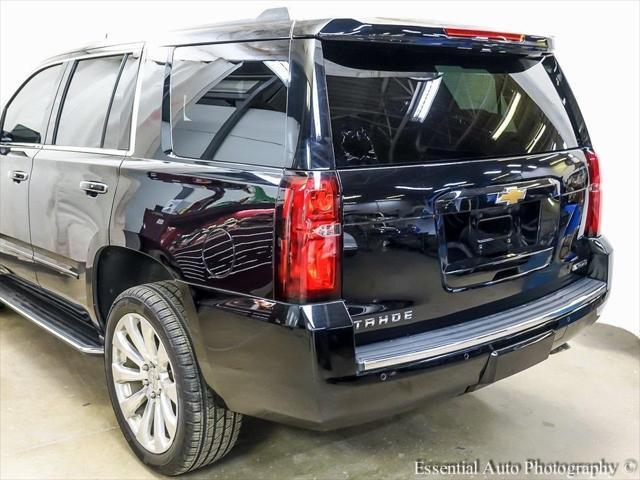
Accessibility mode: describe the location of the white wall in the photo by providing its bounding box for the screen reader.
[1,1,638,335]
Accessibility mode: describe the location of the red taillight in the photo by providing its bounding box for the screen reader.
[444,27,524,43]
[277,172,342,303]
[585,150,601,237]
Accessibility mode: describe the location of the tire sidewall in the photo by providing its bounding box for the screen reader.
[104,291,196,473]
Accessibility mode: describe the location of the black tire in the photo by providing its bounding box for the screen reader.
[104,281,242,475]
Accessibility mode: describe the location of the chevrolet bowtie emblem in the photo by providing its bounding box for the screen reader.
[496,186,527,206]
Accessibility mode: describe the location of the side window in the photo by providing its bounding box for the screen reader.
[170,41,289,167]
[1,64,64,144]
[103,54,139,150]
[54,55,124,148]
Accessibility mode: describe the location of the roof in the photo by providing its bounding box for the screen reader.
[42,8,553,65]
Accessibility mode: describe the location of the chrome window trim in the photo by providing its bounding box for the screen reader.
[52,49,142,156]
[4,45,145,157]
[37,145,129,156]
[126,45,146,157]
[33,44,144,71]
[0,142,41,149]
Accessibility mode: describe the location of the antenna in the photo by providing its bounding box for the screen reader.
[256,7,290,22]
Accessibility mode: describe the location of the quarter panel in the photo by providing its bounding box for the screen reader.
[111,158,280,297]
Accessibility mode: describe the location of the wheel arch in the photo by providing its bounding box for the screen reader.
[94,246,220,406]
[93,246,175,327]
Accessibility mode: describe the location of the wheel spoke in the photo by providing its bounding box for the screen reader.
[123,314,150,361]
[113,330,144,366]
[140,321,158,362]
[112,363,145,383]
[120,387,147,418]
[137,397,155,444]
[160,391,177,437]
[161,379,178,404]
[153,398,167,451]
[157,342,170,370]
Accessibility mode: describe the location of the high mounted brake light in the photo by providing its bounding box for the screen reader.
[277,172,342,303]
[585,150,601,237]
[444,27,525,43]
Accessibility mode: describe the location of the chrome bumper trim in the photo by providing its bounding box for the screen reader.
[356,277,607,372]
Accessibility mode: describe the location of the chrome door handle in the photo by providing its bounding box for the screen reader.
[80,181,109,196]
[9,170,29,183]
[1,147,27,157]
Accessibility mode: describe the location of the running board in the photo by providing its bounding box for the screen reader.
[0,274,104,354]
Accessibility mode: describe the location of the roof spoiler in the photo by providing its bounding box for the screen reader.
[313,19,553,54]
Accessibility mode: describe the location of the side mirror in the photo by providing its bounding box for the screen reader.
[10,124,40,144]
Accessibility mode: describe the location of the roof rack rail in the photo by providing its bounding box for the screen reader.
[256,7,290,22]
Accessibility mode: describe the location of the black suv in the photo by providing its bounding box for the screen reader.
[0,10,612,475]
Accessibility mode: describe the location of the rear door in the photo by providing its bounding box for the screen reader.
[0,63,65,283]
[29,50,140,314]
[322,41,591,341]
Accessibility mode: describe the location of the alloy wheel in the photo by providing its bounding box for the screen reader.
[111,313,178,454]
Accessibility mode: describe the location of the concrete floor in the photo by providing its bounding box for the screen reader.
[1,307,638,480]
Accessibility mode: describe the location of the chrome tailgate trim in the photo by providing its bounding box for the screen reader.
[356,277,606,372]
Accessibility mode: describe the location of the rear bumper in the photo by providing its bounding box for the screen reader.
[186,236,612,430]
[356,277,605,372]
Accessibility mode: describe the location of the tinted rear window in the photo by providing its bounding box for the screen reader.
[323,42,580,168]
[55,55,124,148]
[103,54,139,150]
[170,41,289,167]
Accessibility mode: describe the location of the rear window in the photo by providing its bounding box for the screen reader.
[170,41,289,167]
[323,42,581,168]
[103,54,139,150]
[55,55,123,148]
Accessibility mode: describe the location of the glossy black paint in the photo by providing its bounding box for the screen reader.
[287,38,336,170]
[182,277,606,429]
[29,148,123,325]
[339,150,592,343]
[112,158,280,297]
[0,15,612,430]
